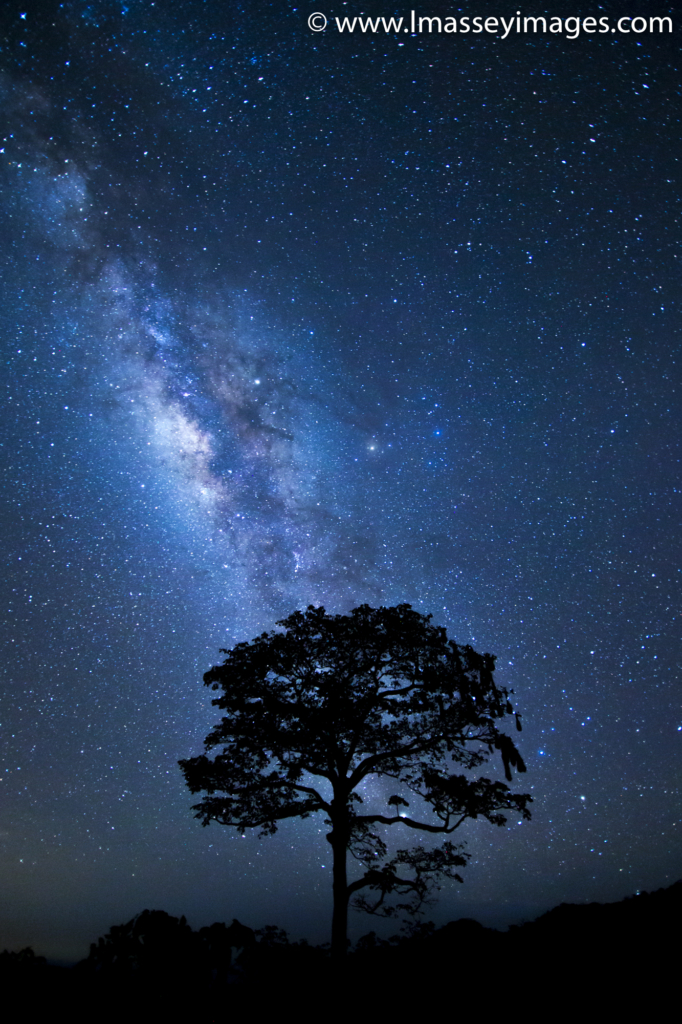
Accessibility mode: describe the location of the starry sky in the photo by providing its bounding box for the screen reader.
[1,0,680,962]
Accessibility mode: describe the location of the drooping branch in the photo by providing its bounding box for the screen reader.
[348,841,470,918]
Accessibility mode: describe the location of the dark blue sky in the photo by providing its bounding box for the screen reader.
[0,0,680,961]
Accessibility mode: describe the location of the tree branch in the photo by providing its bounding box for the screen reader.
[355,813,460,834]
[347,739,431,789]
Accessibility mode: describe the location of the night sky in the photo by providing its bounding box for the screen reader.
[1,0,680,963]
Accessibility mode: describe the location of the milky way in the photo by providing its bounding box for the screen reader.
[0,1,680,960]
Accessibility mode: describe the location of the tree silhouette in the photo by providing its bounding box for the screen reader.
[179,603,531,958]
[82,909,257,983]
[84,909,197,980]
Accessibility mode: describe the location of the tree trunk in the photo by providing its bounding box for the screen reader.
[330,834,348,959]
[329,798,349,960]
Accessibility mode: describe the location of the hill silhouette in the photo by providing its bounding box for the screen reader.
[2,881,678,1019]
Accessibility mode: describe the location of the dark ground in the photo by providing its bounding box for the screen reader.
[2,880,678,1020]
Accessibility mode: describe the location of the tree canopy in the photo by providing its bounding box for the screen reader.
[179,603,531,956]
